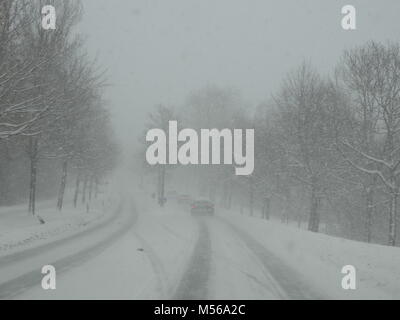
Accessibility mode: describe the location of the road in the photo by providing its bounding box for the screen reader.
[173,216,323,299]
[0,195,324,300]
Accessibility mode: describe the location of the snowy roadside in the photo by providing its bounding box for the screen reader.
[0,194,117,258]
[218,208,400,299]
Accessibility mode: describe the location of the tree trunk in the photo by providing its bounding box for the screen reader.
[284,191,291,224]
[73,173,80,208]
[57,160,68,211]
[88,175,94,201]
[262,197,270,220]
[388,190,397,246]
[308,185,320,232]
[94,176,99,198]
[82,175,88,204]
[364,185,374,243]
[28,137,38,216]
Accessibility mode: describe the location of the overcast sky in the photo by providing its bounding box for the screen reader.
[78,0,400,151]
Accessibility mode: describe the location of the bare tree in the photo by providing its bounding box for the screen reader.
[338,41,400,246]
[272,63,341,232]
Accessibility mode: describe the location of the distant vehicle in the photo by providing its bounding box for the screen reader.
[177,194,193,205]
[190,199,215,216]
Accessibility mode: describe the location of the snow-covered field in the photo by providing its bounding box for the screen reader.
[1,185,400,300]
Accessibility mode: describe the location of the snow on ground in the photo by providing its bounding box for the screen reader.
[206,218,285,299]
[15,192,199,299]
[5,181,400,300]
[0,194,113,258]
[219,208,400,299]
[18,194,284,300]
[0,201,106,256]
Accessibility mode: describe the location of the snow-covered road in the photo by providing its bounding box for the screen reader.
[1,189,399,300]
[0,197,136,299]
[0,195,323,300]
[173,216,325,299]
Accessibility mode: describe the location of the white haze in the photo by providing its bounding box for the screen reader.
[78,0,400,158]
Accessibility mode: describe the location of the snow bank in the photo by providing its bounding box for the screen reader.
[0,194,115,257]
[219,209,400,299]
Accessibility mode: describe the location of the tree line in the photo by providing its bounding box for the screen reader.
[0,0,118,219]
[143,40,400,247]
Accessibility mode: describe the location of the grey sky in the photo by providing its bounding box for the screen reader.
[78,0,400,149]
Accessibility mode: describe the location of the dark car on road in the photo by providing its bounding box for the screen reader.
[190,200,215,216]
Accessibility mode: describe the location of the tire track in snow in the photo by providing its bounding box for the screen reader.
[0,198,137,299]
[131,231,170,299]
[208,218,288,299]
[220,217,325,299]
[173,218,212,299]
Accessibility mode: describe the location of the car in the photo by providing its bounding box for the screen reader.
[190,199,215,216]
